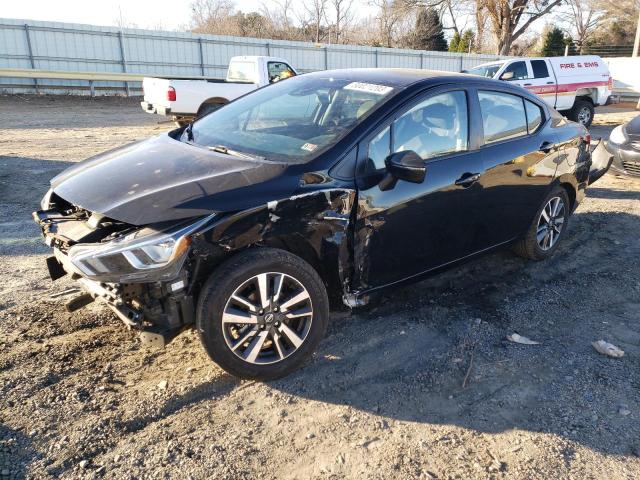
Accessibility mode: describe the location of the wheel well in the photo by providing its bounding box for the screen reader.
[575,93,595,105]
[197,97,229,117]
[202,97,228,107]
[560,182,576,210]
[261,237,343,307]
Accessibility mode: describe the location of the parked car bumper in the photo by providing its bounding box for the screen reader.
[607,140,640,177]
[140,101,171,116]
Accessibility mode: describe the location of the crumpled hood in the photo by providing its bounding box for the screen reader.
[51,133,297,225]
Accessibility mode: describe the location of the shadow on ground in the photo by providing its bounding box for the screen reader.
[269,207,640,457]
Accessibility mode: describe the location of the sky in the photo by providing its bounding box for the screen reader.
[1,0,376,31]
[4,0,209,30]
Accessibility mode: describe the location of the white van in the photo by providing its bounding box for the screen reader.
[466,56,612,127]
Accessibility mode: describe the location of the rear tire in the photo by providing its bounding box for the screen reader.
[512,186,570,261]
[196,248,329,381]
[567,99,594,128]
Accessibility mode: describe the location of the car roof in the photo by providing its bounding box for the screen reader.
[303,67,516,90]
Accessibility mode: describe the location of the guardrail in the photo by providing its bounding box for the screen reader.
[2,66,638,102]
[0,68,215,96]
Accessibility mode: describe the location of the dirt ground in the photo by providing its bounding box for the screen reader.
[1,95,639,480]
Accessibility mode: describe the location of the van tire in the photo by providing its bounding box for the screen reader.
[568,99,594,128]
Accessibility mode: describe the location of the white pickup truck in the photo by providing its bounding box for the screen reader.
[466,55,612,127]
[141,55,297,126]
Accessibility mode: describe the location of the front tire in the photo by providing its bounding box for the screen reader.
[196,248,329,380]
[513,186,570,261]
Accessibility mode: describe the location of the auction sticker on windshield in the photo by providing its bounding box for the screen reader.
[344,82,393,95]
[301,143,318,152]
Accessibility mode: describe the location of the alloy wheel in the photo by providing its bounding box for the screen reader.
[221,272,313,365]
[577,106,591,126]
[536,196,565,251]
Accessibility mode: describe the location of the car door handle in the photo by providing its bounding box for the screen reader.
[539,141,554,153]
[524,83,532,86]
[455,172,480,187]
[546,81,554,85]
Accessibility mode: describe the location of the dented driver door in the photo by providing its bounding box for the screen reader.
[352,87,485,292]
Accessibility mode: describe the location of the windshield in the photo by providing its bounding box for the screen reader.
[185,75,395,163]
[466,63,502,78]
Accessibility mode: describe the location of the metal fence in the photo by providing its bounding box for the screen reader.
[0,18,507,95]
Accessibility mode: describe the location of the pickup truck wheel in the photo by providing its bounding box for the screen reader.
[196,248,329,380]
[568,99,594,128]
[512,186,570,261]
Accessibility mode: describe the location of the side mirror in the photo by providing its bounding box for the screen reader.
[500,71,514,81]
[379,150,426,190]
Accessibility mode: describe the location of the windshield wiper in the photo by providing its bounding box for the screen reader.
[208,145,264,161]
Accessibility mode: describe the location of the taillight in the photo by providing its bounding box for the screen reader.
[608,76,613,90]
[584,133,591,146]
[167,86,176,102]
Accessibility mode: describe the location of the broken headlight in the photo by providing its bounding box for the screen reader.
[67,215,214,282]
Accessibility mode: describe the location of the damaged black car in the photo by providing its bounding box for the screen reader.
[34,69,592,380]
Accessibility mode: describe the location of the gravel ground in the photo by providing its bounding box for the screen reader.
[1,95,639,479]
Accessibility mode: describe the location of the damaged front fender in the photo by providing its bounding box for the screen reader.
[194,184,357,305]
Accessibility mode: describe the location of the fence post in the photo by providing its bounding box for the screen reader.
[198,38,205,76]
[420,53,424,69]
[265,42,271,56]
[117,31,130,96]
[375,49,379,68]
[459,55,463,72]
[23,24,39,94]
[324,46,328,70]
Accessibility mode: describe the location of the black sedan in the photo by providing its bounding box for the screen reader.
[607,115,640,177]
[34,69,592,380]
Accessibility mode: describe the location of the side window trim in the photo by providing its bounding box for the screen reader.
[523,97,547,134]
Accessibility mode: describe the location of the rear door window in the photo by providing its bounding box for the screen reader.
[530,60,550,79]
[478,91,528,143]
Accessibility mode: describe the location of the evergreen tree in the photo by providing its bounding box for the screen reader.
[411,8,447,51]
[449,31,461,52]
[459,30,474,53]
[540,27,567,56]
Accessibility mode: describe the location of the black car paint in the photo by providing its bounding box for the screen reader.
[39,69,590,332]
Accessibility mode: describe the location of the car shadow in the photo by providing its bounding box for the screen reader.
[0,156,74,257]
[269,210,640,457]
[587,186,640,201]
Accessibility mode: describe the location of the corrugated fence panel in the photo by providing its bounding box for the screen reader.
[0,18,509,95]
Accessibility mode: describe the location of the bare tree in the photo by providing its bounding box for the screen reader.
[474,1,488,52]
[483,0,564,55]
[562,0,604,53]
[329,0,356,43]
[370,0,413,47]
[260,0,297,39]
[301,0,329,43]
[190,0,236,33]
